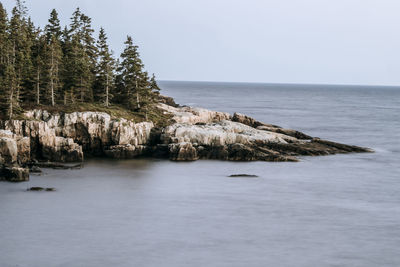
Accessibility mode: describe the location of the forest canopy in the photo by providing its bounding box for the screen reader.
[0,0,161,120]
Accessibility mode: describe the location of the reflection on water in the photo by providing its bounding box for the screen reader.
[1,82,400,267]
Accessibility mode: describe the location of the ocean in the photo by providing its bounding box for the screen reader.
[1,81,399,267]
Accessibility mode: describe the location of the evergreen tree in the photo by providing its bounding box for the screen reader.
[0,64,18,119]
[46,35,62,106]
[43,9,63,106]
[69,8,82,38]
[45,9,61,41]
[31,33,45,105]
[150,73,160,95]
[0,3,161,116]
[62,35,91,103]
[0,3,8,68]
[116,36,147,110]
[67,8,95,102]
[95,27,115,106]
[8,3,34,105]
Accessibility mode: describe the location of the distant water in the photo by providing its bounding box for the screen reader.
[1,81,400,267]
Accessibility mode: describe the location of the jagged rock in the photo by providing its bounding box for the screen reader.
[233,112,312,140]
[159,111,371,161]
[158,103,231,124]
[168,142,198,161]
[0,100,373,182]
[158,94,179,107]
[162,121,297,146]
[1,110,154,161]
[0,137,18,164]
[110,120,154,146]
[16,137,30,164]
[42,137,84,162]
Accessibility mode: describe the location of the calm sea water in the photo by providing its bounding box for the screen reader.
[1,81,399,267]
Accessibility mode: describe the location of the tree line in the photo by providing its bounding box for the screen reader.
[0,1,160,119]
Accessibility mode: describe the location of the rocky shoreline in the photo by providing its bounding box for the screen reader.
[0,100,373,182]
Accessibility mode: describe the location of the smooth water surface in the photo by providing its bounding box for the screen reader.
[1,81,399,267]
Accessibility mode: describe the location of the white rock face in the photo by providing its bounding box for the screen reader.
[162,120,298,147]
[158,103,231,124]
[1,110,154,161]
[0,129,30,164]
[0,137,18,164]
[110,120,154,146]
[0,130,30,182]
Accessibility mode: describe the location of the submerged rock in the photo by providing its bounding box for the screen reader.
[229,174,259,178]
[27,187,56,192]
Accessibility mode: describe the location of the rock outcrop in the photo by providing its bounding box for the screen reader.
[0,130,30,182]
[157,104,372,162]
[0,110,154,181]
[0,100,373,182]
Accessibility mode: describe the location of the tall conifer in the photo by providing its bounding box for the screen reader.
[95,27,115,106]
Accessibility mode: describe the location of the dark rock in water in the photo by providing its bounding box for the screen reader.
[27,187,56,192]
[27,187,44,191]
[229,174,259,178]
[29,165,42,173]
[0,166,29,182]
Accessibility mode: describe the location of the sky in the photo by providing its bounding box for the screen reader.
[2,0,400,85]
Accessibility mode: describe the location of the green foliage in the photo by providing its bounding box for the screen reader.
[0,1,161,120]
[94,27,115,106]
[45,9,61,41]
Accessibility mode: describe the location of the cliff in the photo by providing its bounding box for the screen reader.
[0,101,372,182]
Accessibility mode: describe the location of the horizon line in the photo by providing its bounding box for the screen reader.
[158,79,400,88]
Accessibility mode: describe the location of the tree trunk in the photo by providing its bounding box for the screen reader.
[105,72,109,107]
[135,80,140,109]
[9,87,13,120]
[36,68,40,105]
[50,46,55,106]
[80,76,84,102]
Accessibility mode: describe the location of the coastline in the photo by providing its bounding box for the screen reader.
[0,96,373,182]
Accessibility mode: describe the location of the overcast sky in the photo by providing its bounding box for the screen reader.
[2,0,400,85]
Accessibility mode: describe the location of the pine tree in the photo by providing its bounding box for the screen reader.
[0,64,18,119]
[46,35,62,106]
[0,3,8,68]
[69,8,82,38]
[8,3,34,106]
[116,36,148,110]
[150,73,160,95]
[45,9,61,41]
[31,33,46,105]
[95,27,115,106]
[42,9,63,106]
[0,3,161,115]
[66,8,95,102]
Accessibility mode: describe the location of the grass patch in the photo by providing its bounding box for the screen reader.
[17,102,173,127]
